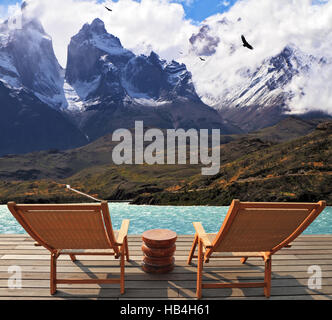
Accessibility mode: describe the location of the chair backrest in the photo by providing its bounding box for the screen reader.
[211,200,326,253]
[7,201,118,252]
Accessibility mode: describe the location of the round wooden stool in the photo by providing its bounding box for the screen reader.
[142,229,177,274]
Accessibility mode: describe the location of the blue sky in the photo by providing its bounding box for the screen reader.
[2,0,238,22]
[105,0,238,21]
[174,0,238,21]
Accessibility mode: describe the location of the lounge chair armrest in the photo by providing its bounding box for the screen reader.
[193,222,213,248]
[117,219,130,245]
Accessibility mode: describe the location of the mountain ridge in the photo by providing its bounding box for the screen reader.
[0,118,330,205]
[0,15,238,155]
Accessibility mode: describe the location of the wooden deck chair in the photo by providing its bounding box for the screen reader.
[187,200,326,299]
[7,201,130,295]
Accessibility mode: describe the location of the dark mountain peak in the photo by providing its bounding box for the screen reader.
[281,45,294,57]
[269,45,295,71]
[189,24,220,56]
[147,51,187,74]
[86,18,107,35]
[218,17,229,25]
[267,44,314,77]
[66,18,131,84]
[147,51,162,64]
[121,50,198,102]
[74,18,123,50]
[166,59,186,71]
[21,1,28,11]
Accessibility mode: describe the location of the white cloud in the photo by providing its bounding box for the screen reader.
[23,0,197,67]
[286,60,332,115]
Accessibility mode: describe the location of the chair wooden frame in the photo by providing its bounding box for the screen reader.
[187,200,326,299]
[7,201,130,295]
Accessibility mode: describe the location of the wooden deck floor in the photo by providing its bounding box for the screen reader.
[0,234,331,300]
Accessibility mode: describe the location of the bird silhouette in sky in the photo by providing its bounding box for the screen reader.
[241,35,254,50]
[199,57,206,61]
[104,6,112,12]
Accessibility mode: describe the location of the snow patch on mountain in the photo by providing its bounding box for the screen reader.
[62,81,84,111]
[71,76,101,101]
[90,35,131,57]
[0,33,21,89]
[133,97,171,107]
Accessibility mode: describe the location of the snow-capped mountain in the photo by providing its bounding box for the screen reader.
[0,7,87,156]
[62,18,237,140]
[214,46,330,132]
[212,46,314,109]
[0,13,238,155]
[0,14,65,109]
[182,17,331,132]
[64,18,201,110]
[64,18,133,109]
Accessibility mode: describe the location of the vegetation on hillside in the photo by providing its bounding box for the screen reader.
[0,117,330,205]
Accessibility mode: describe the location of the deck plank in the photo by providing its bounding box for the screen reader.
[1,258,332,266]
[0,234,331,300]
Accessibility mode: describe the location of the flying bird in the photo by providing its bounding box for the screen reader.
[104,6,112,12]
[241,35,254,50]
[199,57,206,61]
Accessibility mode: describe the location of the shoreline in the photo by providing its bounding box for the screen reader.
[1,198,331,206]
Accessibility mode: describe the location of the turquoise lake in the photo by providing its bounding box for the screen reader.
[0,203,331,235]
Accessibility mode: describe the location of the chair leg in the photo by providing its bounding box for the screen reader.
[69,254,77,262]
[50,252,57,295]
[264,257,272,298]
[120,244,125,295]
[124,236,130,262]
[187,234,198,265]
[240,257,248,264]
[196,239,203,299]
